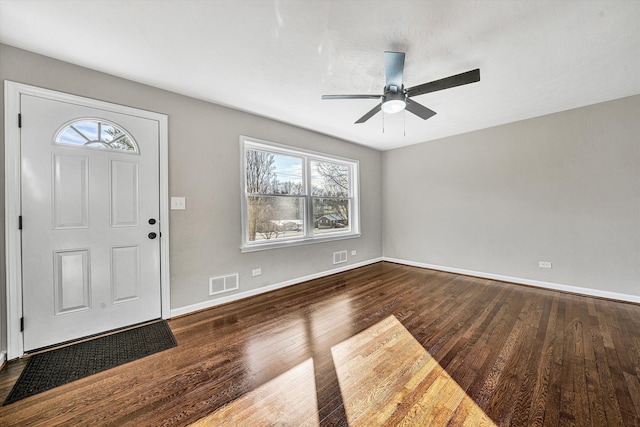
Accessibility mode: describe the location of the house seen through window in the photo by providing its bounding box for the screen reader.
[241,137,359,251]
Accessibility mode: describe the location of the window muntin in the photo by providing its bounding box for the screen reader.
[55,119,139,153]
[241,137,359,250]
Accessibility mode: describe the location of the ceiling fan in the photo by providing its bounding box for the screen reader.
[322,51,480,124]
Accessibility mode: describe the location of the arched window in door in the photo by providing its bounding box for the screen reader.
[54,119,139,153]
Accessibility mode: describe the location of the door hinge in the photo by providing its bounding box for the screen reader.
[18,215,22,230]
[20,317,24,332]
[18,113,22,128]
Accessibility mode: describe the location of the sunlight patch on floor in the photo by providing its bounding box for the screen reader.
[243,314,307,387]
[331,315,497,426]
[189,358,319,427]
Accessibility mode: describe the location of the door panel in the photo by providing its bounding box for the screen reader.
[21,94,162,351]
[53,154,89,229]
[110,160,140,227]
[54,249,91,314]
[111,245,141,303]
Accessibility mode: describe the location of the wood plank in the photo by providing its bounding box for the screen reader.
[526,296,559,427]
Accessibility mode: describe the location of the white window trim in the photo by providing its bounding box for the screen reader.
[240,136,360,252]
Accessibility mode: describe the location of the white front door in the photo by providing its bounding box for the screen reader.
[20,94,162,351]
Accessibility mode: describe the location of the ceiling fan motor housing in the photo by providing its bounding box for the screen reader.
[382,85,406,114]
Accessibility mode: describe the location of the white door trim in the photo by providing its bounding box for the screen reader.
[4,81,171,359]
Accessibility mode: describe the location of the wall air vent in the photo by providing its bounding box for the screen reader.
[209,273,239,296]
[333,250,348,265]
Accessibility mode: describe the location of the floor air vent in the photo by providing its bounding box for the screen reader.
[209,273,239,296]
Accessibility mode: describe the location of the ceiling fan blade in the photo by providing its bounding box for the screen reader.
[406,69,480,98]
[355,103,382,124]
[322,94,381,100]
[405,98,437,120]
[384,51,405,89]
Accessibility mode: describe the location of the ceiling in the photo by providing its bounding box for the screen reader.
[1,1,638,151]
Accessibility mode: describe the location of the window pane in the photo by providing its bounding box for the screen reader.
[246,150,303,195]
[311,160,350,197]
[247,196,304,242]
[313,198,350,234]
[109,135,136,152]
[100,124,122,142]
[73,121,99,142]
[101,125,136,152]
[57,127,87,145]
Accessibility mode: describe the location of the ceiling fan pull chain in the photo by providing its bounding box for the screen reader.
[404,110,406,137]
[382,111,385,133]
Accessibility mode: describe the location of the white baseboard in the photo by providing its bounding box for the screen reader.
[0,351,6,368]
[171,257,383,317]
[383,257,640,304]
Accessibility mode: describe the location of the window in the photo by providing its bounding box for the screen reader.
[55,119,139,153]
[241,136,359,251]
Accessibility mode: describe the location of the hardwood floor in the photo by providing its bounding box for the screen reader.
[0,261,639,426]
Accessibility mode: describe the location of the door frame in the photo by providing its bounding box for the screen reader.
[4,81,171,359]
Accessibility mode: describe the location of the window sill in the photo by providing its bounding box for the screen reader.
[240,232,361,253]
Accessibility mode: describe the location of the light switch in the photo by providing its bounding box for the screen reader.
[171,197,186,210]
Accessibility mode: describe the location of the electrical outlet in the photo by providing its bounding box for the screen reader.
[252,268,262,277]
[351,250,357,256]
[539,261,552,269]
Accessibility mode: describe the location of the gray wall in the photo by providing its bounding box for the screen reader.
[382,95,640,297]
[0,44,382,317]
[1,42,638,359]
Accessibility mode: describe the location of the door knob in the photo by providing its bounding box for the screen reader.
[148,232,157,239]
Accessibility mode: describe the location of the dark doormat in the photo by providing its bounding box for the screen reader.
[3,320,177,405]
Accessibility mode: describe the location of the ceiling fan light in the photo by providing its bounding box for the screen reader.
[382,99,406,114]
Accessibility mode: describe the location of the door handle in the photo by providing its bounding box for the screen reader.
[148,232,157,239]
